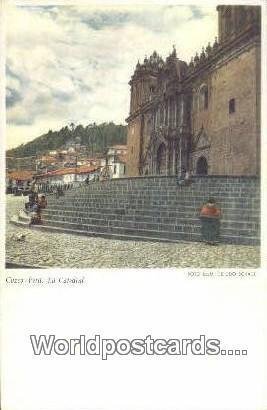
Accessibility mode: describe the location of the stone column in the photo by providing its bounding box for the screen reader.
[178,133,186,178]
[177,136,181,177]
[180,94,184,126]
[151,145,155,175]
[132,88,135,111]
[176,95,180,126]
[142,80,145,103]
[172,140,176,175]
[130,86,132,113]
[166,143,170,176]
[174,97,177,126]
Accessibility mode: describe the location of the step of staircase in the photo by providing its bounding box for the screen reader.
[11,213,259,245]
[11,176,260,245]
[41,209,259,228]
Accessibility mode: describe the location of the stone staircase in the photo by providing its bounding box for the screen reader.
[12,176,260,245]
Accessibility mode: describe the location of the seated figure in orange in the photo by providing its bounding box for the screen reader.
[199,198,221,245]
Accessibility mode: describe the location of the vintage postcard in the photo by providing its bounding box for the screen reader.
[1,1,267,410]
[4,1,263,269]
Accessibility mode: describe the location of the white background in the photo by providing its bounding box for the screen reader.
[1,269,267,410]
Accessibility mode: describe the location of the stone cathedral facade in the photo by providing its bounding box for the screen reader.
[126,5,261,177]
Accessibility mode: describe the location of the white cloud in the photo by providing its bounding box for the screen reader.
[6,2,217,149]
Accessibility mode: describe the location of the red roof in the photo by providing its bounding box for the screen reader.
[8,170,34,181]
[109,145,127,151]
[36,165,99,178]
[40,156,56,164]
[75,165,100,174]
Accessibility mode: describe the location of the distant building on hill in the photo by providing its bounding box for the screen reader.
[106,145,127,178]
[6,155,36,172]
[6,170,34,193]
[35,165,100,187]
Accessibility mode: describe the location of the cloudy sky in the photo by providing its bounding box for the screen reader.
[6,1,218,149]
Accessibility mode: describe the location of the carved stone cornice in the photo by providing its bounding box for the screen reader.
[183,26,260,85]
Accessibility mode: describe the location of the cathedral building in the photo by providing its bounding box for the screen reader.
[126,5,261,177]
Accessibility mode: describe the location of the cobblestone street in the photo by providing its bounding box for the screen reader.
[6,196,260,269]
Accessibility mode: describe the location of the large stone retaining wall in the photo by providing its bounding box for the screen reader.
[35,175,260,245]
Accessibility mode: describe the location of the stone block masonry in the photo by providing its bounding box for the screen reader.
[14,176,260,245]
[126,6,261,178]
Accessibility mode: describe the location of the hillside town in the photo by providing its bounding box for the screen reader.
[6,141,127,195]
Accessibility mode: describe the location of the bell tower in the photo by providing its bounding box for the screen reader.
[217,5,261,44]
[129,53,162,115]
[127,52,163,176]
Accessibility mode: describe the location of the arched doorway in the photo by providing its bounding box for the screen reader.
[196,156,208,175]
[156,143,167,175]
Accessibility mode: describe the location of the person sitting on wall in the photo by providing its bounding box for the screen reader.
[59,185,64,196]
[29,198,42,225]
[178,168,192,186]
[39,195,47,209]
[30,178,38,194]
[55,185,61,198]
[26,190,38,212]
[25,191,33,212]
[199,198,221,245]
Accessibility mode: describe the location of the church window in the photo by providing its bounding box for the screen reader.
[196,156,208,175]
[193,93,198,111]
[224,8,233,35]
[238,7,247,28]
[165,103,168,125]
[199,84,208,111]
[229,98,235,114]
[160,106,164,123]
[169,98,175,126]
[156,143,167,175]
[204,89,208,109]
